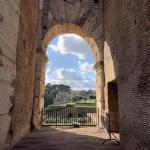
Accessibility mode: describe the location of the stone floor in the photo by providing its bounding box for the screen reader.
[11,127,121,150]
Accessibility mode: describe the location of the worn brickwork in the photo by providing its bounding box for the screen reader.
[103,41,119,131]
[104,41,116,112]
[0,0,20,149]
[104,0,150,149]
[94,61,105,118]
[40,0,104,62]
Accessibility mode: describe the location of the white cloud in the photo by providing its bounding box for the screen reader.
[78,61,94,72]
[55,68,82,80]
[45,61,51,84]
[45,34,96,90]
[45,68,95,90]
[48,34,93,60]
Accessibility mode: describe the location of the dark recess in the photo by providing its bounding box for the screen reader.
[94,0,99,3]
[43,25,47,30]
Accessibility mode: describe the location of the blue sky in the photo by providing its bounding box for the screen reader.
[45,34,96,90]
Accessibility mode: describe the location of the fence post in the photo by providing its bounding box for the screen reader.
[56,109,57,127]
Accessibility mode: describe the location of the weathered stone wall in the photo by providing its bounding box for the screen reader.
[32,50,47,129]
[39,0,104,127]
[94,61,105,120]
[0,0,20,149]
[1,1,149,150]
[11,0,38,146]
[103,41,119,131]
[104,42,116,112]
[40,0,104,62]
[104,0,150,149]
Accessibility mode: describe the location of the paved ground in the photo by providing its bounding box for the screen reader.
[11,127,121,150]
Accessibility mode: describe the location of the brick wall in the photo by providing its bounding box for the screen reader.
[104,0,150,149]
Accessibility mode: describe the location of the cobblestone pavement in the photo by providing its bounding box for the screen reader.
[11,127,121,150]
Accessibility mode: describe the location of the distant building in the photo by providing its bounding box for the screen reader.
[71,90,96,98]
[91,90,96,96]
[53,90,96,104]
[53,91,71,104]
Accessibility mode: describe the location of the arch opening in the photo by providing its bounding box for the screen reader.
[45,33,96,88]
[42,26,100,126]
[32,23,104,129]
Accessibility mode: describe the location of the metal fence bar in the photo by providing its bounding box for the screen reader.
[42,106,99,126]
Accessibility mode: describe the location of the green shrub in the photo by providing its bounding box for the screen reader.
[66,104,74,107]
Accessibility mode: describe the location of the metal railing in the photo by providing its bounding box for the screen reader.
[42,106,99,126]
[101,110,120,144]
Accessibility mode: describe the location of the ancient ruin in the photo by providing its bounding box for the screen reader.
[0,0,150,150]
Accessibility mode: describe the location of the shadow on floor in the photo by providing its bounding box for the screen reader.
[11,127,121,150]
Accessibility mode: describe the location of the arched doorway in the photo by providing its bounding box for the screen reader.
[32,23,104,128]
[43,33,97,126]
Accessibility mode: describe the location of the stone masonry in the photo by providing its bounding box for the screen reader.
[0,0,150,150]
[0,0,20,149]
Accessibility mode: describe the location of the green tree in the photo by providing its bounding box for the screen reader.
[44,84,71,108]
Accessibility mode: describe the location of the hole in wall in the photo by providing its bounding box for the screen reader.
[44,12,48,16]
[0,60,3,67]
[134,19,137,25]
[0,13,4,22]
[94,0,99,3]
[43,25,48,30]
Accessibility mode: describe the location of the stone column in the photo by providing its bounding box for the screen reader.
[94,61,105,116]
[31,48,48,129]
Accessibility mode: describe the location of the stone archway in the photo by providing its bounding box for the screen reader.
[32,0,105,129]
[43,23,102,62]
[0,0,150,150]
[32,22,104,128]
[39,0,104,54]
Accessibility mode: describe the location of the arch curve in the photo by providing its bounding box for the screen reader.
[43,23,103,62]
